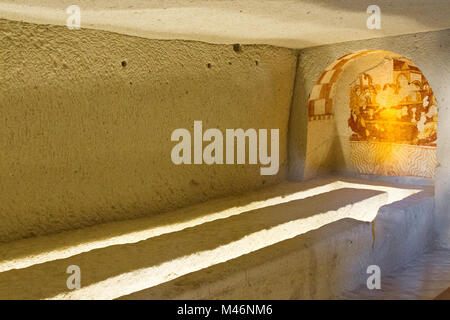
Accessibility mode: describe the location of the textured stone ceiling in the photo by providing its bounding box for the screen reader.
[0,0,449,48]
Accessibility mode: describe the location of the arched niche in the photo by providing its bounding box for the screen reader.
[304,50,438,179]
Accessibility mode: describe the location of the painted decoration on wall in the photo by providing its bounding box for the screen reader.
[308,50,373,121]
[348,58,438,177]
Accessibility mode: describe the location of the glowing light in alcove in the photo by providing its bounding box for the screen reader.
[348,57,438,177]
[349,58,437,146]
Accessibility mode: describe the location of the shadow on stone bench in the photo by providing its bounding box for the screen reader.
[0,187,386,299]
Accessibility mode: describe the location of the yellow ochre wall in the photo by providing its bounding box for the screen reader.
[0,19,297,242]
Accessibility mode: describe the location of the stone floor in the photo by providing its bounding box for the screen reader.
[342,247,450,300]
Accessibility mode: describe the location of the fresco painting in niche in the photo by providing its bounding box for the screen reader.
[348,58,438,177]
